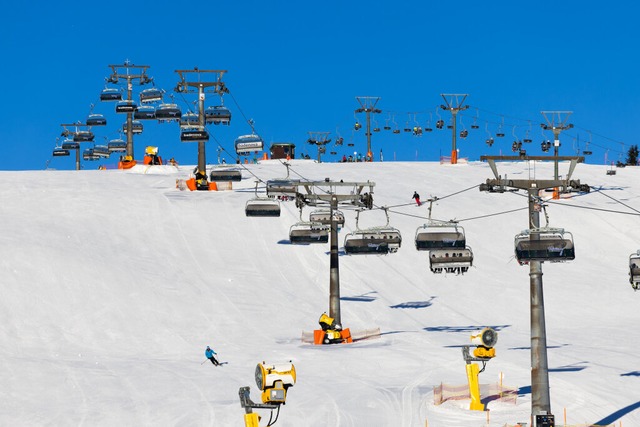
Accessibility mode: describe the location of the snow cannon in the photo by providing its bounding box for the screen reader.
[255,362,296,405]
[470,327,498,359]
[314,313,352,345]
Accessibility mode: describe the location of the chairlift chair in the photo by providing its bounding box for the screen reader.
[309,208,345,230]
[52,148,70,157]
[205,105,231,125]
[134,105,156,120]
[235,134,264,155]
[629,251,640,290]
[93,145,111,158]
[155,103,182,122]
[86,113,107,126]
[429,248,474,274]
[180,127,209,142]
[73,130,95,142]
[123,121,143,135]
[82,148,99,161]
[61,139,79,150]
[210,167,242,182]
[289,221,330,244]
[180,112,200,129]
[139,87,163,104]
[514,228,575,265]
[100,88,122,101]
[343,208,402,255]
[245,182,281,217]
[108,139,127,153]
[115,100,138,114]
[415,222,467,250]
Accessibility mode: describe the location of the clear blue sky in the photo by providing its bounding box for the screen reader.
[2,0,638,170]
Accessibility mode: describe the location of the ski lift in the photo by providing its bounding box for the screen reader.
[606,162,616,175]
[179,112,200,129]
[61,139,79,150]
[309,208,345,229]
[52,147,70,157]
[541,140,551,152]
[415,221,467,250]
[100,88,122,101]
[343,208,402,255]
[429,248,474,274]
[139,87,163,104]
[289,210,330,244]
[205,105,231,125]
[180,127,209,142]
[82,148,99,161]
[86,113,107,126]
[583,133,593,155]
[235,134,264,155]
[514,228,575,265]
[122,120,143,135]
[155,103,182,122]
[629,251,640,291]
[93,145,111,158]
[246,182,281,217]
[115,100,137,114]
[460,129,468,138]
[210,167,242,182]
[108,138,127,153]
[403,114,412,133]
[73,130,95,142]
[523,121,533,143]
[471,110,480,129]
[383,115,392,131]
[134,105,156,120]
[495,116,505,137]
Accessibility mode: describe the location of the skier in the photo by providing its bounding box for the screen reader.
[205,346,220,366]
[412,191,421,206]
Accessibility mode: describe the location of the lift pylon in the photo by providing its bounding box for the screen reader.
[355,96,381,161]
[440,94,469,164]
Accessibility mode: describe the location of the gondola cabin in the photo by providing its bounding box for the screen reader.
[134,105,156,120]
[235,134,264,155]
[52,148,70,157]
[344,229,402,255]
[429,248,473,274]
[73,131,95,142]
[205,105,231,125]
[100,88,122,101]
[269,143,295,160]
[245,199,281,217]
[415,223,467,250]
[629,252,640,291]
[61,140,79,150]
[210,168,242,182]
[115,100,138,114]
[155,103,182,122]
[289,222,330,244]
[108,139,127,153]
[514,229,575,265]
[86,114,107,126]
[180,127,209,142]
[139,88,163,104]
[309,209,345,229]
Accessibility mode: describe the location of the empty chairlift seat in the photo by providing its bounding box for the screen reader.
[245,198,281,217]
[289,222,330,244]
[514,228,575,265]
[210,168,242,182]
[115,100,138,114]
[86,113,107,126]
[52,147,70,157]
[134,105,157,120]
[415,222,467,250]
[100,88,122,101]
[139,87,163,104]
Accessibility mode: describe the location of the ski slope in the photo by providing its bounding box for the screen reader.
[1,159,639,426]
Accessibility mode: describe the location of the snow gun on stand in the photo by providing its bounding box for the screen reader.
[462,327,498,411]
[314,313,352,345]
[239,361,296,427]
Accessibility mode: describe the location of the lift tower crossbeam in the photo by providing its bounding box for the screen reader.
[106,61,153,158]
[480,155,588,427]
[441,94,469,164]
[175,68,229,175]
[297,180,375,326]
[355,96,381,161]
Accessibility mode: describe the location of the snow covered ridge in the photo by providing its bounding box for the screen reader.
[2,160,639,426]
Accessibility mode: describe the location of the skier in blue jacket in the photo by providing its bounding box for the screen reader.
[205,346,220,366]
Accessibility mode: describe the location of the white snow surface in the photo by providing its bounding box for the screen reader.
[2,160,639,427]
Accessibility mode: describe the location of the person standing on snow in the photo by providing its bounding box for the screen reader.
[412,191,421,206]
[205,346,220,366]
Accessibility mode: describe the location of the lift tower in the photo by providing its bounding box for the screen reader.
[60,123,93,171]
[106,61,153,158]
[480,154,588,427]
[541,111,573,180]
[440,94,469,164]
[355,97,381,161]
[307,132,331,163]
[174,68,228,175]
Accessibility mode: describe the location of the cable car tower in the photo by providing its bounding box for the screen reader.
[354,96,381,161]
[296,180,375,336]
[440,94,469,165]
[174,68,229,183]
[479,154,588,427]
[307,132,331,163]
[105,61,153,158]
[541,111,573,181]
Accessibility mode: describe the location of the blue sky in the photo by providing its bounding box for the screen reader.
[2,1,638,170]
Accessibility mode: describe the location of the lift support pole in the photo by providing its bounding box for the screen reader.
[329,195,341,325]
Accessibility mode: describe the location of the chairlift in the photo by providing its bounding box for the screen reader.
[100,88,122,101]
[108,139,127,153]
[415,221,467,250]
[289,219,330,244]
[180,112,200,128]
[629,251,640,291]
[115,100,138,114]
[514,228,575,265]
[606,162,616,175]
[122,121,143,134]
[246,182,281,217]
[82,148,99,161]
[343,208,402,255]
[155,103,182,122]
[235,134,264,155]
[52,148,70,157]
[73,130,95,142]
[205,105,231,125]
[139,87,163,104]
[61,139,79,150]
[429,248,474,274]
[93,145,111,158]
[541,140,551,152]
[86,113,107,126]
[210,167,242,182]
[181,127,209,142]
[134,105,156,120]
[309,208,345,229]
